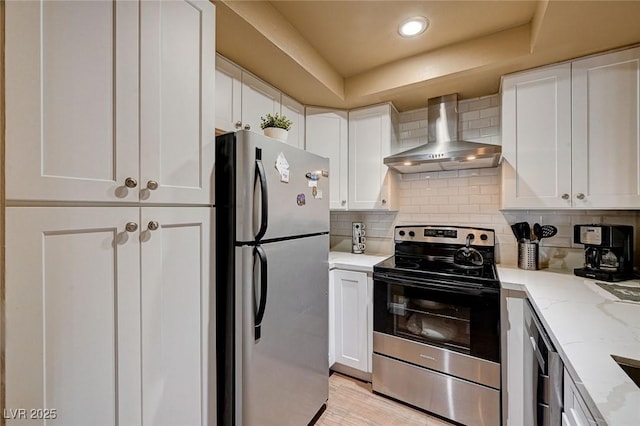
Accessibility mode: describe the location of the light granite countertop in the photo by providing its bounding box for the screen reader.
[328,251,390,273]
[498,266,640,425]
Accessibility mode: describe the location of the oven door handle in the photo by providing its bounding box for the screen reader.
[374,272,487,296]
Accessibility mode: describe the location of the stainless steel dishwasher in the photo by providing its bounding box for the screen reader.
[523,300,563,426]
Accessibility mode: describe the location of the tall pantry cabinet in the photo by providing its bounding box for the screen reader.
[4,2,215,426]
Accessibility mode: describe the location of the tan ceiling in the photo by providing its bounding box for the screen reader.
[214,0,640,112]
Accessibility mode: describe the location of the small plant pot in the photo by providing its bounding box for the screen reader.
[263,127,288,142]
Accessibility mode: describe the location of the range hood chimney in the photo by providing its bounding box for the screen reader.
[384,94,501,173]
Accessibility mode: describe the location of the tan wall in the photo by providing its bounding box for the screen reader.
[1,0,6,421]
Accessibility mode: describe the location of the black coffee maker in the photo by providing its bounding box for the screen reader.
[574,224,634,281]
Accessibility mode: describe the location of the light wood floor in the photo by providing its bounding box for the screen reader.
[315,373,455,426]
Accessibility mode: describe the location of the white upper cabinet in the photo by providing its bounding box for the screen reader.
[140,0,215,205]
[348,104,399,210]
[215,56,243,133]
[571,47,640,208]
[215,55,306,148]
[502,46,640,209]
[241,72,282,134]
[6,1,139,203]
[501,64,572,209]
[305,107,349,210]
[5,0,215,204]
[281,95,306,149]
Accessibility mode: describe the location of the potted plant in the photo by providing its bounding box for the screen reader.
[260,113,292,142]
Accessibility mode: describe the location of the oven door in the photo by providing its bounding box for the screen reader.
[373,272,500,363]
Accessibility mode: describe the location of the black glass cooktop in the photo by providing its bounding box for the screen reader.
[374,255,500,288]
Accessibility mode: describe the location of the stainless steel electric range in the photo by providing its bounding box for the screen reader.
[372,225,501,426]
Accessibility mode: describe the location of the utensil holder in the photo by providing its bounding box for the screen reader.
[352,222,366,254]
[518,241,539,270]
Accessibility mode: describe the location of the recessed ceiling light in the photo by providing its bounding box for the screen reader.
[398,16,429,38]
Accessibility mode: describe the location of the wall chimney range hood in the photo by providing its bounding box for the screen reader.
[384,94,501,173]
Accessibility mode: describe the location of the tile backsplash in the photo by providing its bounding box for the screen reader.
[330,93,640,270]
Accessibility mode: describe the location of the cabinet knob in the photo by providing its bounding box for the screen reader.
[341,200,346,206]
[244,124,251,130]
[576,193,585,200]
[125,222,138,233]
[147,180,159,191]
[561,193,570,200]
[235,121,242,129]
[381,199,387,205]
[124,177,138,188]
[147,221,159,231]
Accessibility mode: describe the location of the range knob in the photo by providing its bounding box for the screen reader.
[399,230,406,236]
[480,234,488,241]
[409,231,415,237]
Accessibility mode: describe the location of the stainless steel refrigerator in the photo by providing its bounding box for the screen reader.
[215,130,330,426]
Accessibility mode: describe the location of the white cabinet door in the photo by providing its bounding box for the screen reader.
[141,207,211,426]
[281,94,306,149]
[333,269,370,372]
[306,107,349,210]
[140,0,215,205]
[215,54,243,132]
[241,72,282,133]
[563,369,597,426]
[348,104,397,210]
[5,0,139,203]
[501,64,572,209]
[502,293,525,426]
[572,47,640,208]
[5,207,142,425]
[329,271,336,367]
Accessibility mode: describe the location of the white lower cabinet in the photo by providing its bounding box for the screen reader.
[563,369,597,426]
[501,290,526,426]
[329,269,372,376]
[5,207,211,426]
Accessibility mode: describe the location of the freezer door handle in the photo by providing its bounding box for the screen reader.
[254,148,269,241]
[253,245,268,341]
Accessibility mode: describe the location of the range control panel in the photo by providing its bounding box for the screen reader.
[395,225,495,247]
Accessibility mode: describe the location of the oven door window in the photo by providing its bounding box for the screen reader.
[374,276,500,362]
[388,284,471,352]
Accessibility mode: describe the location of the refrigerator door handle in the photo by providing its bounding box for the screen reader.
[253,245,268,341]
[254,152,269,241]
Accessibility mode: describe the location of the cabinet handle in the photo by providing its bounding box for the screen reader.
[235,121,242,129]
[147,221,159,231]
[576,193,585,200]
[244,124,251,130]
[125,222,138,233]
[561,193,570,200]
[146,180,159,191]
[124,177,138,188]
[381,199,387,205]
[341,200,347,206]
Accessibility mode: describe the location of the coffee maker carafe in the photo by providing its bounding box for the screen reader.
[573,224,634,282]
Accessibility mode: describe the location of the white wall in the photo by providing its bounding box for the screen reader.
[330,94,640,269]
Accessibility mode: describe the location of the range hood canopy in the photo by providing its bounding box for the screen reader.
[384,94,502,173]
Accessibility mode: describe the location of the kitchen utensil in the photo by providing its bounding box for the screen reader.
[512,222,532,241]
[511,224,521,240]
[533,223,542,241]
[540,225,557,239]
